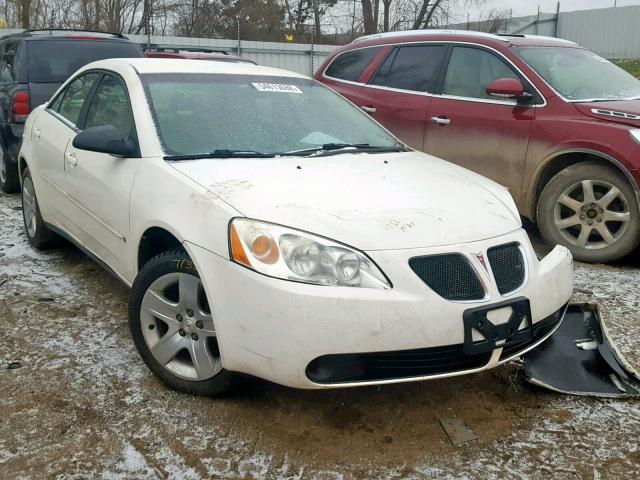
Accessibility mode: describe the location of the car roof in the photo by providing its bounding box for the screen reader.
[0,29,131,42]
[85,57,307,78]
[348,29,579,49]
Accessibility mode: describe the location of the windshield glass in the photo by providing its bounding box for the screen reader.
[27,40,142,83]
[515,46,640,102]
[142,74,399,156]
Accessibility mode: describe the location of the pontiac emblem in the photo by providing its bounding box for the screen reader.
[473,252,488,272]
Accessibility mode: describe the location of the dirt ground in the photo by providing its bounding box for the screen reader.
[1,189,639,480]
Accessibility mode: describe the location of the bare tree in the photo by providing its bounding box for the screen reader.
[475,8,509,33]
[382,0,392,31]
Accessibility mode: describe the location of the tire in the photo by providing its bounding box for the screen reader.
[0,143,19,193]
[537,161,640,263]
[21,167,59,249]
[129,249,234,396]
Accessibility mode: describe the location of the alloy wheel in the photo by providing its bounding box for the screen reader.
[553,179,631,250]
[22,176,38,238]
[141,272,222,381]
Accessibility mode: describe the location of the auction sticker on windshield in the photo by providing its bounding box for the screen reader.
[252,83,303,94]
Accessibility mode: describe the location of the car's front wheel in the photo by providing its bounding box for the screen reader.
[537,162,640,263]
[129,249,234,395]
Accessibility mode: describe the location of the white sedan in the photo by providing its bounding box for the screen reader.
[18,59,573,395]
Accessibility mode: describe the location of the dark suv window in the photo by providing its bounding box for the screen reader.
[325,47,381,82]
[370,45,445,93]
[443,46,521,99]
[27,40,142,83]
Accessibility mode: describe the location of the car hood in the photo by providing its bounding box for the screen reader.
[574,100,640,127]
[171,151,521,250]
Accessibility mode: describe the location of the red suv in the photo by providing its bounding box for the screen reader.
[316,30,640,263]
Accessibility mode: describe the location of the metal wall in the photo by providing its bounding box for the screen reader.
[451,5,640,59]
[557,5,640,59]
[0,29,338,76]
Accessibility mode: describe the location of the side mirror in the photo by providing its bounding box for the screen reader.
[485,78,532,102]
[72,125,136,157]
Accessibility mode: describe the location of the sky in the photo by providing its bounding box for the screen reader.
[470,0,640,19]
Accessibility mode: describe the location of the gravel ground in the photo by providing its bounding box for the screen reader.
[1,189,639,480]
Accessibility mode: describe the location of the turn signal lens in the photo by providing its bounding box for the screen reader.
[230,224,251,267]
[250,234,279,264]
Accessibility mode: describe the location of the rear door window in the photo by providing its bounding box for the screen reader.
[325,47,381,82]
[51,72,100,126]
[27,40,142,83]
[375,45,446,93]
[369,49,398,86]
[443,46,521,99]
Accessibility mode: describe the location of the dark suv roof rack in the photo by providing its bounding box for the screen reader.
[21,28,126,39]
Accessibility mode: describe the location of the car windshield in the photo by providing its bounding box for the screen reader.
[142,73,400,157]
[515,46,640,102]
[27,40,142,83]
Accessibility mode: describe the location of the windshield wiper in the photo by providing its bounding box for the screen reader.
[280,143,408,157]
[164,149,275,161]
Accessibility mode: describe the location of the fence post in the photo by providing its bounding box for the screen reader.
[535,5,540,35]
[308,28,314,76]
[236,18,241,56]
[554,2,560,37]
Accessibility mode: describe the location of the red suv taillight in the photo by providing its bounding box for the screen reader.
[11,90,31,123]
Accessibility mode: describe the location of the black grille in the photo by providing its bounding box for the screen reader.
[499,306,565,361]
[409,254,485,301]
[488,243,525,295]
[306,344,492,384]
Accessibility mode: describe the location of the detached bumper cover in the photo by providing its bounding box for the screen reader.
[522,303,640,397]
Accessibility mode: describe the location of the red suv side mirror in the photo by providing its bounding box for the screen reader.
[485,78,530,101]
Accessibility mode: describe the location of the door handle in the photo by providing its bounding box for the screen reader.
[430,116,451,126]
[361,106,377,114]
[33,127,41,138]
[66,152,78,167]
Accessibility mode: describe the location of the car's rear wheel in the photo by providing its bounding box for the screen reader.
[537,162,640,263]
[0,144,19,193]
[129,249,234,395]
[21,167,59,249]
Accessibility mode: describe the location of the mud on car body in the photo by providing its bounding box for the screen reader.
[18,58,573,394]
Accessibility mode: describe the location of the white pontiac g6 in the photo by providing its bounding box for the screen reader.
[18,59,573,395]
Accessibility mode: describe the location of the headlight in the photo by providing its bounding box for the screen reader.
[229,218,391,289]
[630,129,640,145]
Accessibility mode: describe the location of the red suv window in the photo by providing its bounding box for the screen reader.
[371,45,446,93]
[325,47,381,82]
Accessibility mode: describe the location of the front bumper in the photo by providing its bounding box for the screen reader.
[186,228,573,389]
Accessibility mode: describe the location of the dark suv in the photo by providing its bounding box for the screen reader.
[0,29,143,193]
[316,30,640,263]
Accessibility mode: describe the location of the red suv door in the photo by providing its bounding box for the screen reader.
[356,44,447,150]
[424,45,539,202]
